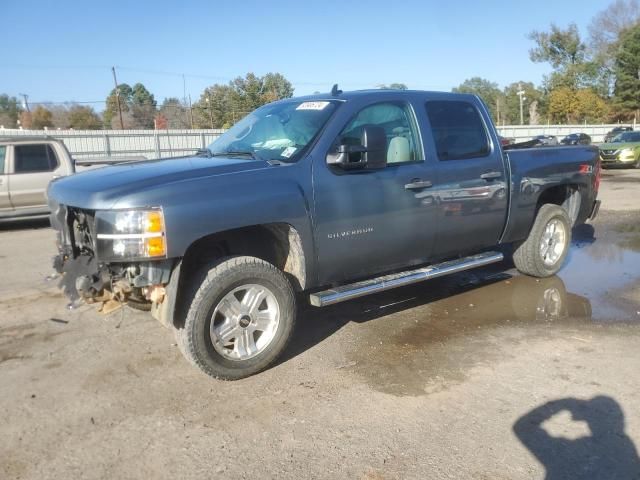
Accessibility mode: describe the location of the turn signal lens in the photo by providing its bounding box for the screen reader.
[145,211,164,233]
[145,236,166,257]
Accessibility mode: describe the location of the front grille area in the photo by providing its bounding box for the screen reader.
[67,208,96,258]
[51,204,96,259]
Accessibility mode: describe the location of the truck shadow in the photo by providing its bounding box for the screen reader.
[514,396,640,479]
[279,224,600,367]
[278,262,588,367]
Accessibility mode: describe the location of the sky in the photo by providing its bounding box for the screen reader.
[2,0,614,109]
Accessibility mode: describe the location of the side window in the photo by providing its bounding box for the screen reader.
[425,101,490,161]
[0,146,5,174]
[339,102,421,165]
[14,144,59,173]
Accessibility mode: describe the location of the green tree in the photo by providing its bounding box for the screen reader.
[30,106,54,129]
[0,94,22,128]
[502,82,544,125]
[528,23,601,90]
[262,73,294,101]
[195,72,294,129]
[68,105,102,129]
[159,98,190,129]
[377,83,408,90]
[104,83,132,129]
[129,83,157,129]
[613,23,640,118]
[104,82,157,129]
[452,77,503,121]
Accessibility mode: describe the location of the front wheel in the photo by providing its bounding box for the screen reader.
[175,256,296,380]
[512,204,572,278]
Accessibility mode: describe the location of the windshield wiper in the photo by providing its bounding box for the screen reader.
[211,150,258,160]
[195,148,213,157]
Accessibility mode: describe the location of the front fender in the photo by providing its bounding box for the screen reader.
[113,164,316,284]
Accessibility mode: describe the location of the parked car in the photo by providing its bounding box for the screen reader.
[604,126,633,143]
[0,136,148,222]
[560,133,591,145]
[532,135,558,146]
[48,89,601,380]
[599,130,640,168]
[0,137,76,221]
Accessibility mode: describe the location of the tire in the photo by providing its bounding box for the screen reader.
[512,204,572,278]
[175,256,296,380]
[127,299,152,312]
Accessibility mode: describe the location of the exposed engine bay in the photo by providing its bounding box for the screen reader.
[51,204,172,314]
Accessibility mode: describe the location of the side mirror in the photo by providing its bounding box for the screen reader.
[327,125,387,170]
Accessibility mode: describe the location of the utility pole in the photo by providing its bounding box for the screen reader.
[206,95,214,129]
[19,93,30,112]
[182,74,187,105]
[517,83,526,126]
[111,66,124,129]
[188,94,194,129]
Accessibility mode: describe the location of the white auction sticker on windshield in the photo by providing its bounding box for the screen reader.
[296,101,330,111]
[281,146,297,158]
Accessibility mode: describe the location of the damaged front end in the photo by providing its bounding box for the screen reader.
[51,203,173,315]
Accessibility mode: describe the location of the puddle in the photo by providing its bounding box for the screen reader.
[335,219,640,396]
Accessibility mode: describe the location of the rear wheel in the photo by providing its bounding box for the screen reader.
[175,256,296,380]
[513,204,572,278]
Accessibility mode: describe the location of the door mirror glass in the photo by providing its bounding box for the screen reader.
[326,125,387,170]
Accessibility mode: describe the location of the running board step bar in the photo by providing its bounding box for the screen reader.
[309,251,504,307]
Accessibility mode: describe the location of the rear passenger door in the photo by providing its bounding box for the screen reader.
[424,99,508,258]
[8,143,62,210]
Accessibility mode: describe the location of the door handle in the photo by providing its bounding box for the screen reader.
[480,171,502,180]
[404,179,433,190]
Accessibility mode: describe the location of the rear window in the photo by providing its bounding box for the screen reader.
[425,101,490,161]
[14,144,59,173]
[0,146,5,174]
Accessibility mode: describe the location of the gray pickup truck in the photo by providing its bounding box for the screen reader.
[48,89,601,379]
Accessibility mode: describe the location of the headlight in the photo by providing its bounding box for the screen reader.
[620,148,634,158]
[95,208,167,260]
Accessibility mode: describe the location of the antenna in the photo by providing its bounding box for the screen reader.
[331,84,342,96]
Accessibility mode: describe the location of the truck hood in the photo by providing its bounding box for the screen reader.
[599,142,640,151]
[48,155,268,209]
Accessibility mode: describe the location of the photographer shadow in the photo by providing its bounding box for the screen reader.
[514,396,640,479]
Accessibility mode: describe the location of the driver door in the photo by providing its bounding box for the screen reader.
[312,101,438,285]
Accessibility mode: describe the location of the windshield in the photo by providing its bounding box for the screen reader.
[207,100,339,162]
[612,131,640,143]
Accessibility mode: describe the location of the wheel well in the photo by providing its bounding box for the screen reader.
[170,223,307,329]
[180,223,306,290]
[536,184,581,226]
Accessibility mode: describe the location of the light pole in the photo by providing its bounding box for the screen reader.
[205,96,214,129]
[517,83,526,125]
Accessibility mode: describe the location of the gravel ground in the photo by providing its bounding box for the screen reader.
[1,169,640,480]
